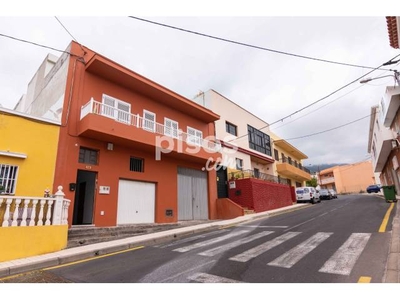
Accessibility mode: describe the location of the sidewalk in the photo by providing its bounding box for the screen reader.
[384,195,400,283]
[0,203,310,278]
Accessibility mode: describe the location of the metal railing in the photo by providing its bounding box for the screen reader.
[280,157,311,174]
[80,98,220,152]
[229,169,289,185]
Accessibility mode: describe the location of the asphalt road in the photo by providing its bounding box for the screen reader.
[1,194,395,283]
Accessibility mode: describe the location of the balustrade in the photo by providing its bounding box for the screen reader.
[0,186,71,227]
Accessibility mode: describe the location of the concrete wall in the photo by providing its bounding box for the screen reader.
[228,178,294,212]
[0,225,68,262]
[216,198,244,219]
[0,108,60,196]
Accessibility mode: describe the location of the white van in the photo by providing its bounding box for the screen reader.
[295,187,320,204]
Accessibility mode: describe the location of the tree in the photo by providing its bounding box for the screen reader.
[306,177,318,188]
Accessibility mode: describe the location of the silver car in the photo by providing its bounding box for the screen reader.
[329,189,338,198]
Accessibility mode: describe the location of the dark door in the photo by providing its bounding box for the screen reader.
[216,166,228,198]
[73,170,97,225]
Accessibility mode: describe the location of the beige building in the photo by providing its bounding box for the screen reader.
[192,89,311,197]
[319,161,375,194]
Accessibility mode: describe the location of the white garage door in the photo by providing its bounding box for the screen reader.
[117,180,155,224]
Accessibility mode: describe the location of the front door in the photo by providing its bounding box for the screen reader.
[72,170,97,225]
[216,166,228,198]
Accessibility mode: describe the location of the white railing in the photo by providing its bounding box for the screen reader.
[0,186,71,227]
[80,98,220,152]
[321,177,335,185]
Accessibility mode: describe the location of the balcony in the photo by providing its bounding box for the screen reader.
[320,177,335,185]
[229,169,290,185]
[372,125,396,172]
[276,162,311,181]
[382,86,400,127]
[79,99,221,162]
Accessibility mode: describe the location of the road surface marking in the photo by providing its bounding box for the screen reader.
[267,232,333,268]
[379,203,395,233]
[160,260,216,283]
[358,276,371,283]
[283,217,318,232]
[229,232,301,262]
[188,272,242,283]
[319,233,371,275]
[43,246,145,271]
[198,231,274,257]
[238,225,288,228]
[173,230,249,253]
[155,230,229,248]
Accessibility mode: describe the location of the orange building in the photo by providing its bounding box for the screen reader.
[319,161,375,194]
[16,41,221,227]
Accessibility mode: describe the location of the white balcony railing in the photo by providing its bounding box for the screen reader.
[320,177,335,185]
[80,98,220,152]
[0,186,70,227]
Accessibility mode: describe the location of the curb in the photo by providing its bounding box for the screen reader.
[384,201,400,283]
[0,203,311,278]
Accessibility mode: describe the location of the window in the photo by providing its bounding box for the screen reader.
[130,157,144,172]
[187,126,203,146]
[143,110,156,132]
[164,118,179,138]
[225,121,237,136]
[236,158,243,171]
[79,147,98,165]
[102,94,131,124]
[274,149,279,161]
[281,153,286,163]
[247,125,271,156]
[288,157,292,165]
[0,164,18,194]
[254,168,260,178]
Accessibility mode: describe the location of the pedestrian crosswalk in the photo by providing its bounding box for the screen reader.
[158,229,372,278]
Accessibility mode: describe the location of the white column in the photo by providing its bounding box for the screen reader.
[11,199,21,227]
[52,186,65,225]
[29,199,38,226]
[37,200,46,226]
[45,199,54,225]
[2,199,12,227]
[20,199,30,227]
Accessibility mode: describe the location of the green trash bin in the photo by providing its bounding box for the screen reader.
[382,185,397,203]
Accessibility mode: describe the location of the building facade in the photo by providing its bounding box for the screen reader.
[192,89,311,199]
[0,107,60,196]
[319,161,375,194]
[15,41,221,227]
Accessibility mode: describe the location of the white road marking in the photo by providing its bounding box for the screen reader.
[155,230,229,248]
[198,231,274,257]
[229,232,301,262]
[267,232,333,268]
[188,272,242,283]
[319,233,371,275]
[173,230,249,253]
[160,260,216,283]
[238,225,289,228]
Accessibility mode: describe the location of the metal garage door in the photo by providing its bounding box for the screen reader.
[177,167,208,220]
[117,180,155,224]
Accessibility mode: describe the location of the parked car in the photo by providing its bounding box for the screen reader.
[319,189,332,200]
[329,189,337,198]
[366,184,381,193]
[296,187,320,204]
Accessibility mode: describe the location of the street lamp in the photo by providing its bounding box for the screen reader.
[359,70,400,85]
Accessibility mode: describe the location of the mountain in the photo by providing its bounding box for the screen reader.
[307,163,346,173]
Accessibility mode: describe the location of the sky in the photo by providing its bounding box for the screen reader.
[1,1,400,169]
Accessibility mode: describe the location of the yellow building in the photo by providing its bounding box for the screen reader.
[270,133,311,187]
[0,107,60,196]
[319,161,375,194]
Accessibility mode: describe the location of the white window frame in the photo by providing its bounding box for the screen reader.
[143,110,156,132]
[164,118,179,138]
[0,164,19,195]
[187,126,203,146]
[101,94,131,124]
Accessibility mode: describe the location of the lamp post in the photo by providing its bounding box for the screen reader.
[359,70,400,85]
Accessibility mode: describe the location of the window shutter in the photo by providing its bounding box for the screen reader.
[143,110,156,132]
[117,101,131,124]
[102,94,116,118]
[164,118,172,136]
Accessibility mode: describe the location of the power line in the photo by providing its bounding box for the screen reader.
[280,113,372,141]
[230,54,400,142]
[128,16,393,72]
[0,32,82,58]
[55,16,78,42]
